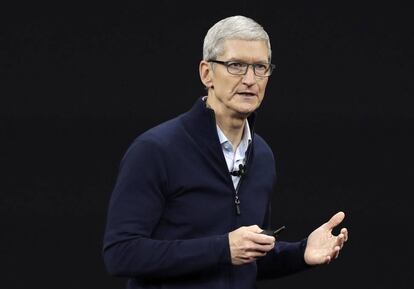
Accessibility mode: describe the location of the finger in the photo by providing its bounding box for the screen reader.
[341,228,349,242]
[245,250,267,258]
[334,245,340,259]
[239,251,266,263]
[248,243,274,253]
[238,256,257,264]
[325,211,345,230]
[246,225,263,233]
[248,231,275,245]
[337,234,345,248]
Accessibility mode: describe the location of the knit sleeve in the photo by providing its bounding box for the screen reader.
[102,137,231,278]
[256,239,311,279]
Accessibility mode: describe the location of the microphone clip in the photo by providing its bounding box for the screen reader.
[230,164,246,177]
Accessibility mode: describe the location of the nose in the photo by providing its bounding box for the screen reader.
[242,65,256,86]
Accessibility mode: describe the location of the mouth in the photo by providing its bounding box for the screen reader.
[236,92,257,97]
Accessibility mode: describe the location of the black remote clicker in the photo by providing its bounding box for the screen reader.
[260,225,286,237]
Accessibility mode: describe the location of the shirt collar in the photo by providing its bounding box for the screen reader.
[216,121,252,149]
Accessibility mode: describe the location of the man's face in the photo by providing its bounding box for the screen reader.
[208,39,270,117]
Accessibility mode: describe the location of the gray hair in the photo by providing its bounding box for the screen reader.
[203,15,272,62]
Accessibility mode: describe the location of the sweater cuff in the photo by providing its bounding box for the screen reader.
[299,238,312,269]
[211,234,232,264]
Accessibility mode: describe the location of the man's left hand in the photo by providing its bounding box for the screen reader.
[304,211,349,265]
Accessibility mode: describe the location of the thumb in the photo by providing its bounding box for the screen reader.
[325,211,345,230]
[246,225,263,233]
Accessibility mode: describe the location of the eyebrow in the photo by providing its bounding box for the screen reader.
[225,57,269,64]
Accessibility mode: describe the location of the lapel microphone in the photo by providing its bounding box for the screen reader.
[230,164,247,177]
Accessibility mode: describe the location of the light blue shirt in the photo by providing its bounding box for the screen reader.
[216,121,252,189]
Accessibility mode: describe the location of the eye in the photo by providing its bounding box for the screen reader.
[228,62,245,69]
[254,64,268,72]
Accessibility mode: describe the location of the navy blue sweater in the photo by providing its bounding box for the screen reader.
[103,97,309,289]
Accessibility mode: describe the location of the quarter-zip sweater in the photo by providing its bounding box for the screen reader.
[103,97,309,289]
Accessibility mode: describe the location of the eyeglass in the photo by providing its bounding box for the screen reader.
[208,60,276,77]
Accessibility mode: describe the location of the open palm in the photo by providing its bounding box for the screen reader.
[304,211,348,265]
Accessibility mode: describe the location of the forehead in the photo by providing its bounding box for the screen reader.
[220,39,269,62]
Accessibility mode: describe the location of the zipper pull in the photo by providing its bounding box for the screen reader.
[235,196,241,215]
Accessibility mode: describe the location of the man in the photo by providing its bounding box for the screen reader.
[103,15,348,289]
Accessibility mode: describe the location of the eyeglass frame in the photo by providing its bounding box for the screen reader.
[208,59,276,77]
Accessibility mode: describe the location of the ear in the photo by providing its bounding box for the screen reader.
[199,60,214,89]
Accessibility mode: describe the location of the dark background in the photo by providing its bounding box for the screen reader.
[1,1,413,288]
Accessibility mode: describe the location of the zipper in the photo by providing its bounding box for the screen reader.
[233,142,253,215]
[205,101,255,217]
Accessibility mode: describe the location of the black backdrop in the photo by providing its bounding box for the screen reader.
[2,1,413,288]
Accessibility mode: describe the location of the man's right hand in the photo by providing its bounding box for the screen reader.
[228,225,276,265]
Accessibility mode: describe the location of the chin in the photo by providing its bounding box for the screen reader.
[234,104,258,116]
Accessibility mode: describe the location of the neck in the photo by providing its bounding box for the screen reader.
[206,95,246,150]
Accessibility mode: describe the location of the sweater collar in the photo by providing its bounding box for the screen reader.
[181,97,257,181]
[182,96,256,151]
